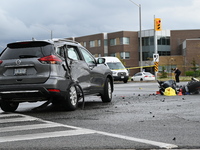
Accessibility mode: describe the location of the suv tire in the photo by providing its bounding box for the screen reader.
[101,78,112,103]
[123,79,128,83]
[62,83,78,111]
[0,101,19,112]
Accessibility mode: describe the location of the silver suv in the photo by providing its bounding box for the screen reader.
[0,39,113,112]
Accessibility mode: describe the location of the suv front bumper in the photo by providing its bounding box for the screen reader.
[113,76,129,81]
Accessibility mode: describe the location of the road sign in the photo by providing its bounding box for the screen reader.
[154,62,159,72]
[153,53,159,62]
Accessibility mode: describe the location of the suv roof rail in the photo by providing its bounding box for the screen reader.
[53,38,80,45]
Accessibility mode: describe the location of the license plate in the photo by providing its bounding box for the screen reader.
[14,68,27,75]
[121,76,124,79]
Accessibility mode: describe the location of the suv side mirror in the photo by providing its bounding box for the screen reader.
[97,58,105,64]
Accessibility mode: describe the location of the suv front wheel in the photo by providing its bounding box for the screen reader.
[101,78,112,103]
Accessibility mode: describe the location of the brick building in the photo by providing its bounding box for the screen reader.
[70,29,200,76]
[170,30,200,75]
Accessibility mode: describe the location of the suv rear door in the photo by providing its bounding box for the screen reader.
[0,41,53,84]
[65,45,91,93]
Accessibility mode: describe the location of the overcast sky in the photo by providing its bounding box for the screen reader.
[0,0,200,48]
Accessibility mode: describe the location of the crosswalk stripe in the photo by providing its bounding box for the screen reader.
[0,113,20,118]
[0,117,37,123]
[0,123,61,132]
[0,129,95,143]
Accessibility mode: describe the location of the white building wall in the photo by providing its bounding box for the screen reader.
[140,29,170,37]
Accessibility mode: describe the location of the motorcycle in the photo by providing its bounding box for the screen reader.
[181,77,200,94]
[157,78,200,95]
[157,80,177,95]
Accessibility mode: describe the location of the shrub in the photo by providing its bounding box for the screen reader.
[160,66,168,78]
[185,71,200,77]
[185,71,194,76]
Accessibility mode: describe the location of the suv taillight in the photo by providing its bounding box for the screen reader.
[38,55,62,64]
[0,60,3,64]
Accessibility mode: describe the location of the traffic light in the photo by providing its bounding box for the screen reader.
[154,18,162,31]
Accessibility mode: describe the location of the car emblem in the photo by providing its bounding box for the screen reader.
[16,59,21,65]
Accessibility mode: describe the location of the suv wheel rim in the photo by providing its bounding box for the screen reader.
[108,81,112,99]
[69,86,78,106]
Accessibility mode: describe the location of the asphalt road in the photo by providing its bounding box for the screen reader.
[0,81,200,149]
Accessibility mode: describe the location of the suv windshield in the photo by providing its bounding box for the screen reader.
[0,42,53,59]
[107,62,126,70]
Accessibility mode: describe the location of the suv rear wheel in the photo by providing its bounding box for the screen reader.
[0,101,19,112]
[62,83,78,111]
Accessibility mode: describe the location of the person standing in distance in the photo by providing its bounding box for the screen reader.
[174,68,181,83]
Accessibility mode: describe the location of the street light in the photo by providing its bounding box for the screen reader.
[128,0,143,72]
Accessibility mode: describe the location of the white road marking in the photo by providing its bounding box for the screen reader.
[0,123,60,132]
[0,113,20,118]
[0,116,37,123]
[94,131,178,149]
[0,129,95,143]
[0,113,178,148]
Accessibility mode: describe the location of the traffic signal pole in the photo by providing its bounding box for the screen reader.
[154,16,161,80]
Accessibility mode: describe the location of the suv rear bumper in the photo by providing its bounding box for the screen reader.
[0,77,71,102]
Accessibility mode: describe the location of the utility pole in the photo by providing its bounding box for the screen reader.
[128,0,143,72]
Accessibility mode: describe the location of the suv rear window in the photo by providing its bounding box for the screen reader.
[0,41,53,59]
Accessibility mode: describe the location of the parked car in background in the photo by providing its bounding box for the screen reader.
[0,39,114,112]
[131,72,155,81]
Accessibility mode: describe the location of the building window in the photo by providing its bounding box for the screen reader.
[157,36,170,45]
[142,36,170,46]
[89,40,101,47]
[120,37,130,45]
[110,39,116,46]
[89,41,95,47]
[120,52,130,59]
[94,54,101,57]
[97,40,101,47]
[142,36,154,46]
[110,53,116,57]
[150,37,154,45]
[83,42,86,47]
[158,51,170,56]
[104,39,108,46]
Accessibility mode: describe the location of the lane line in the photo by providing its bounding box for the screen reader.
[94,130,178,149]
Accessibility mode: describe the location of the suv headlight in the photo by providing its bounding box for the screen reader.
[112,71,117,75]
